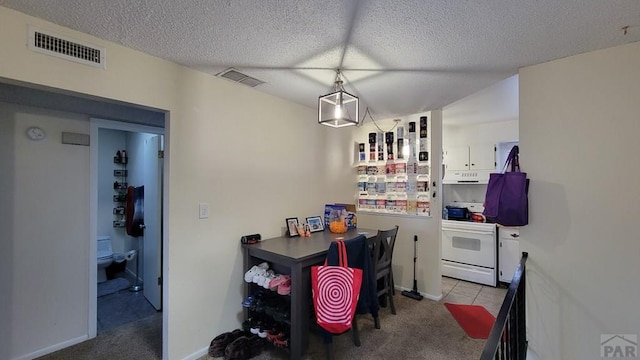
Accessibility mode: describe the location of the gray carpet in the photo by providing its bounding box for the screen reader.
[36,294,488,360]
[202,295,488,360]
[97,278,131,297]
[36,312,162,360]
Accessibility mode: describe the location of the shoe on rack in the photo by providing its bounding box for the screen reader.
[244,262,269,283]
[262,271,277,289]
[256,269,275,287]
[277,277,291,296]
[272,333,289,348]
[268,274,290,291]
[241,294,255,308]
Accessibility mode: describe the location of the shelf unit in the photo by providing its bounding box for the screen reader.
[113,150,128,228]
[356,116,432,216]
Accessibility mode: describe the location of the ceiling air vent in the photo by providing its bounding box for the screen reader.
[216,68,264,88]
[28,25,106,69]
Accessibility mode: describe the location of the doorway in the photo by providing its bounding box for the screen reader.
[90,118,164,338]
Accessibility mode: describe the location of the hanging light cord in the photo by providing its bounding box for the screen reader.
[359,107,399,132]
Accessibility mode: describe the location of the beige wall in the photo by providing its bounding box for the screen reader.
[0,6,343,359]
[520,41,640,359]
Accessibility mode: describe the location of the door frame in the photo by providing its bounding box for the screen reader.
[89,118,165,339]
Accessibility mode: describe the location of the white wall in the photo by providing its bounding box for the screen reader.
[340,111,444,299]
[0,103,90,359]
[443,74,519,126]
[0,7,338,360]
[442,120,519,148]
[520,41,640,359]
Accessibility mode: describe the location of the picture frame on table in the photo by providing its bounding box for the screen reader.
[286,217,300,237]
[306,216,324,232]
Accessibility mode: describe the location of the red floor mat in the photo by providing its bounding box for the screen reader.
[444,303,496,339]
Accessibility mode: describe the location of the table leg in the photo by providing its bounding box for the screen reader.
[289,262,306,359]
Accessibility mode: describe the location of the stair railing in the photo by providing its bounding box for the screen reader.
[480,252,529,360]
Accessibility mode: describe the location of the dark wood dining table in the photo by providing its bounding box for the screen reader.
[242,228,377,360]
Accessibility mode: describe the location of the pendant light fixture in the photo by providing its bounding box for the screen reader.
[318,70,359,128]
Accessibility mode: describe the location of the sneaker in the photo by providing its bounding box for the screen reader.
[256,270,274,287]
[262,271,277,289]
[244,262,269,283]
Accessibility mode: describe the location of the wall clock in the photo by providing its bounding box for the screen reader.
[26,126,46,141]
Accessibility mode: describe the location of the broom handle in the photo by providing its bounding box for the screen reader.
[413,235,418,291]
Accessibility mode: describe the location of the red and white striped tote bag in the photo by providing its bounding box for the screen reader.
[311,240,363,334]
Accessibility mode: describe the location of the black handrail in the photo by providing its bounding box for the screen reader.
[480,252,529,360]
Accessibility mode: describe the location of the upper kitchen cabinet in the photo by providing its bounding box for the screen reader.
[444,144,495,171]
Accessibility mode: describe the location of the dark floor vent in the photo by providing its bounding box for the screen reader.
[28,25,106,68]
[216,68,265,87]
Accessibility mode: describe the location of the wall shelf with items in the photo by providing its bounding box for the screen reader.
[113,150,128,228]
[355,116,432,216]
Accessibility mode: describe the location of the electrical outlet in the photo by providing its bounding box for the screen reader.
[199,203,209,219]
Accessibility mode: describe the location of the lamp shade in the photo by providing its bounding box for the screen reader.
[318,89,359,128]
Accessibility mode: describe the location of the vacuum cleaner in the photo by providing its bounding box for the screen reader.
[402,235,424,301]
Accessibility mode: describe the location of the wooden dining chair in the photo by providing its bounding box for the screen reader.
[371,225,399,326]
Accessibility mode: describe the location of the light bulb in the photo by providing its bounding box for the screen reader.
[334,92,343,119]
[334,104,342,119]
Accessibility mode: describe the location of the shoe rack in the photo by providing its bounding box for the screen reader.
[113,150,127,228]
[242,262,291,352]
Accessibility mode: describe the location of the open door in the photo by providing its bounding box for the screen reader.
[142,135,162,310]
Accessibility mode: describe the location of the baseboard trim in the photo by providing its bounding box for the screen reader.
[13,334,89,360]
[181,346,209,360]
[394,285,442,301]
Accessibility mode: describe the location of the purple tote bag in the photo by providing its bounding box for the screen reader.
[483,146,529,226]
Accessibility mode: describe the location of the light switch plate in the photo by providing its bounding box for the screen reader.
[199,203,209,219]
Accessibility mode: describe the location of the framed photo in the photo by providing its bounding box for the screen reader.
[286,217,299,237]
[306,216,324,232]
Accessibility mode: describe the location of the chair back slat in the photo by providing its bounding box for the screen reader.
[372,226,399,275]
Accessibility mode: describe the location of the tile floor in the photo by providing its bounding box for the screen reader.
[97,272,159,333]
[440,276,508,317]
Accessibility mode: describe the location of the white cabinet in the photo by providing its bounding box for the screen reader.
[444,144,495,171]
[498,227,520,283]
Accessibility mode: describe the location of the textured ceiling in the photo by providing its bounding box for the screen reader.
[2,0,640,123]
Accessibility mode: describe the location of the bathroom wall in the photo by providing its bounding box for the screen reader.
[97,129,127,254]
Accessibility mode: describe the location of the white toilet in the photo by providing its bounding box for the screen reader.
[97,236,113,283]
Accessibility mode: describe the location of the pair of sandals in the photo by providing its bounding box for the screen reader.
[224,335,265,360]
[208,329,244,358]
[266,328,289,348]
[268,274,291,295]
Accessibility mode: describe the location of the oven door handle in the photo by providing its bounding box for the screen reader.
[442,227,495,236]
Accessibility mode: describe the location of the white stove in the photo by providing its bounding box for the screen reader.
[441,202,497,286]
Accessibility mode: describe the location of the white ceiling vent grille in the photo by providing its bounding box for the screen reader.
[216,68,264,87]
[28,26,106,69]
